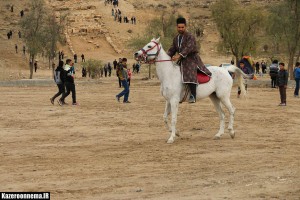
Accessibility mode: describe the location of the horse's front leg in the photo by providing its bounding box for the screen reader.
[167,99,179,144]
[163,101,171,132]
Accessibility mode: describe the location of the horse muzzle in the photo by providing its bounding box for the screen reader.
[134,51,143,61]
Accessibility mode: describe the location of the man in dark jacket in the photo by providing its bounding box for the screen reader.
[58,59,78,106]
[276,62,288,106]
[168,17,211,103]
[50,60,65,105]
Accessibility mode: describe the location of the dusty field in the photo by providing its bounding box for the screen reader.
[0,75,299,200]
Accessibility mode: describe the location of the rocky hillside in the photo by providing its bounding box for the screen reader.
[0,0,282,80]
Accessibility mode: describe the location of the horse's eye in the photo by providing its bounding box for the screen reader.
[147,45,152,48]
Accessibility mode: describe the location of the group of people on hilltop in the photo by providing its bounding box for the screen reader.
[111,6,136,24]
[50,59,78,106]
[105,0,119,7]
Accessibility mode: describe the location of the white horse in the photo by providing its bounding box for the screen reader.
[134,38,248,143]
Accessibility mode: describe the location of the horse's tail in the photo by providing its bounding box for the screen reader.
[227,65,252,97]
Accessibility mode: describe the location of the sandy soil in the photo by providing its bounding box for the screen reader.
[0,74,299,200]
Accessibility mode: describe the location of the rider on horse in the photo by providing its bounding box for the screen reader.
[167,17,211,103]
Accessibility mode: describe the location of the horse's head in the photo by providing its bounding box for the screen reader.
[134,38,161,64]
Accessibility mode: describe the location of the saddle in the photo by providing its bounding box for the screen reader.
[197,70,211,84]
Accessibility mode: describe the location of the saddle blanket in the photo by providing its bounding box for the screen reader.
[197,71,210,84]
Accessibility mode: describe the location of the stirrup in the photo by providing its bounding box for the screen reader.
[188,95,196,103]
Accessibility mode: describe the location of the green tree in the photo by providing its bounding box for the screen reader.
[267,0,300,79]
[82,59,103,79]
[211,0,263,65]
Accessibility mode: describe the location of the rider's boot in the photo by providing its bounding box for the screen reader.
[188,83,197,103]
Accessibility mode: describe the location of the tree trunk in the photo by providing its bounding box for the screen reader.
[51,58,55,77]
[29,54,34,79]
[288,52,295,80]
[296,48,300,62]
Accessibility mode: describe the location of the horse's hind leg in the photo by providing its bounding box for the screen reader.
[209,93,225,139]
[220,97,236,139]
[163,101,171,132]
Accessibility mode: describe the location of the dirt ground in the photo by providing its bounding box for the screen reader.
[0,74,299,200]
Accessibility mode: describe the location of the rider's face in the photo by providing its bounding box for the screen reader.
[177,24,186,34]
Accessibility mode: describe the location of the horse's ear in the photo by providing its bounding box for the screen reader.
[156,37,160,43]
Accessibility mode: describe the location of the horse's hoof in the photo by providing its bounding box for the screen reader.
[214,135,221,140]
[229,131,235,139]
[175,131,180,137]
[167,139,174,144]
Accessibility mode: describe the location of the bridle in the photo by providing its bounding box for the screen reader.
[138,41,172,64]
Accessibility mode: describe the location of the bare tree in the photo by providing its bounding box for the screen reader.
[44,13,64,70]
[20,0,64,79]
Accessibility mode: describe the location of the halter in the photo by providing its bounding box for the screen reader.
[139,41,172,64]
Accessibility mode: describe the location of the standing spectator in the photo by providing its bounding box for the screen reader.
[293,62,300,98]
[7,32,11,39]
[82,66,87,77]
[50,60,65,105]
[20,10,24,17]
[113,59,118,70]
[22,45,26,56]
[237,60,251,98]
[104,63,108,77]
[61,51,64,59]
[15,44,18,53]
[116,58,131,103]
[81,54,85,62]
[269,60,279,88]
[133,16,136,24]
[261,60,267,74]
[34,60,38,72]
[136,62,140,73]
[74,54,78,63]
[127,68,132,86]
[9,30,13,38]
[11,5,13,12]
[230,59,234,65]
[132,63,136,73]
[58,59,78,106]
[255,62,260,74]
[108,62,112,77]
[277,63,288,106]
[18,31,21,38]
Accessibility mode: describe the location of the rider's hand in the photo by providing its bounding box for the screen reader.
[172,55,181,61]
